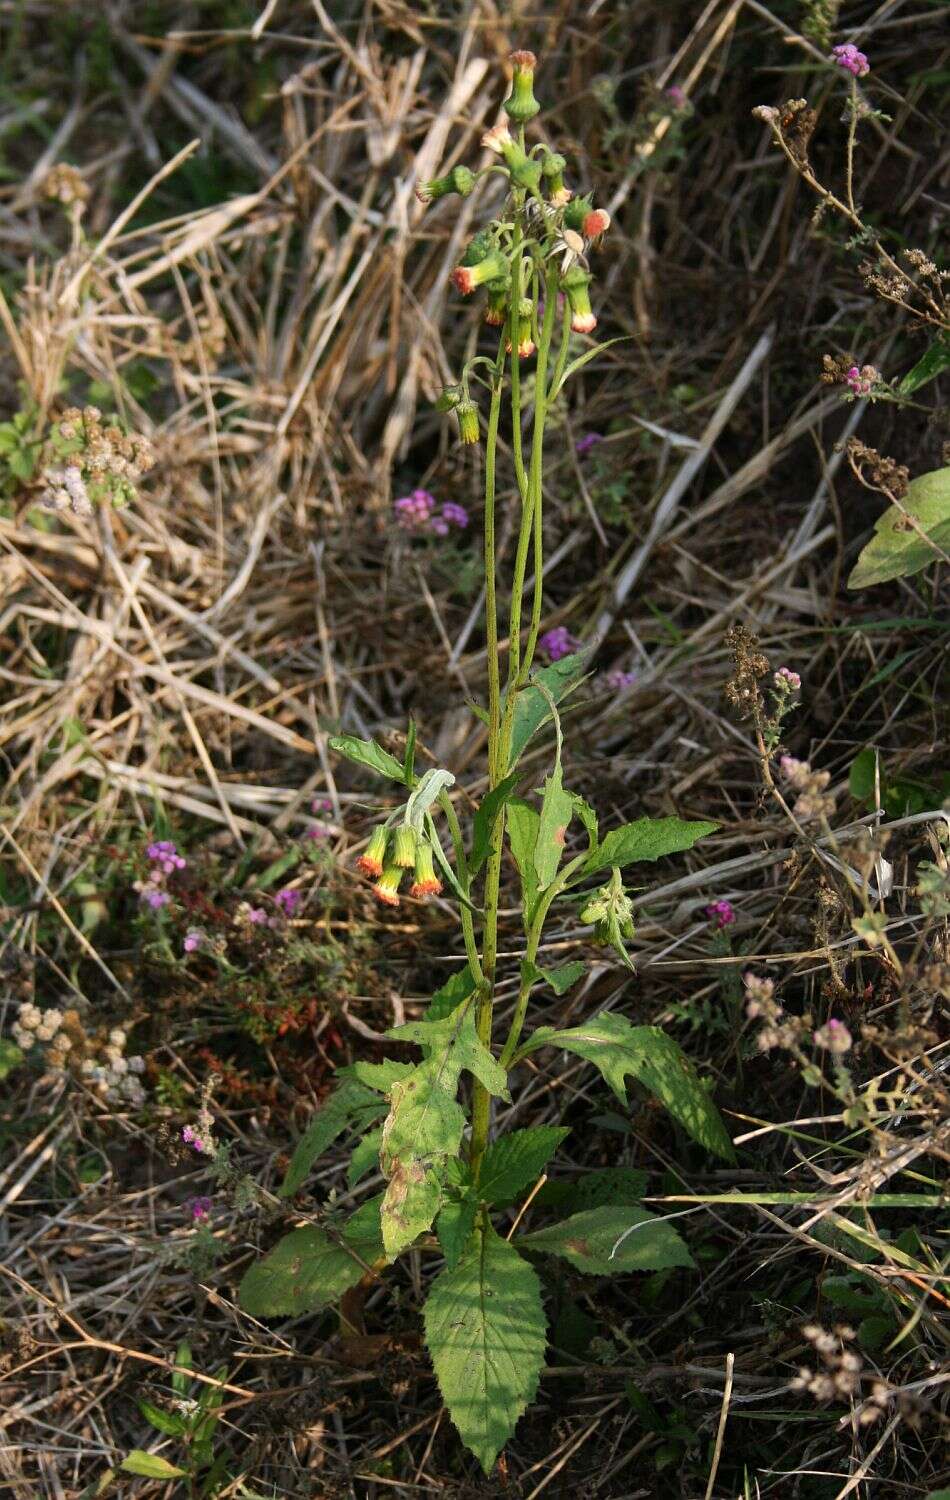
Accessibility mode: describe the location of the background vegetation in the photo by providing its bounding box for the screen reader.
[0,1,947,1496]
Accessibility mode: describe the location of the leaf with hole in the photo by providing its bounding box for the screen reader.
[424,1222,547,1472]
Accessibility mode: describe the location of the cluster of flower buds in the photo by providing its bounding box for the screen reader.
[12,1003,70,1058]
[830,42,869,78]
[415,48,613,411]
[134,838,188,910]
[356,821,444,907]
[579,867,636,967]
[41,406,154,514]
[79,1026,147,1106]
[779,755,836,821]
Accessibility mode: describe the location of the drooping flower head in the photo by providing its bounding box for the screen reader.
[582,208,610,243]
[503,49,540,123]
[561,266,596,334]
[410,840,443,900]
[415,165,476,204]
[356,825,389,879]
[372,865,404,908]
[451,248,510,297]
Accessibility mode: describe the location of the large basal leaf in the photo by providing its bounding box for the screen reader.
[583,816,719,876]
[848,467,950,589]
[507,653,588,769]
[238,1197,385,1317]
[328,732,408,784]
[424,1222,547,1473]
[280,1075,386,1198]
[478,1126,571,1207]
[519,1205,693,1275]
[522,1015,734,1161]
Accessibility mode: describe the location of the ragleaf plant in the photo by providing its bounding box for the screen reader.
[238,50,731,1473]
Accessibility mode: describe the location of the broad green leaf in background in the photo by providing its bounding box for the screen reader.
[520,1205,694,1274]
[328,733,408,784]
[521,1015,734,1161]
[238,1196,385,1317]
[507,653,588,768]
[424,1222,547,1473]
[536,1166,648,1212]
[520,959,587,996]
[138,1399,188,1437]
[346,1125,383,1187]
[583,816,719,876]
[0,1038,23,1081]
[898,338,950,396]
[120,1453,188,1479]
[848,467,950,589]
[280,1074,387,1197]
[478,1125,571,1206]
[849,746,878,802]
[435,1194,478,1269]
[506,797,541,926]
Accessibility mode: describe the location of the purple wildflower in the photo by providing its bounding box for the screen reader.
[845,365,875,396]
[665,85,687,109]
[181,1125,204,1153]
[310,797,333,814]
[539,626,580,662]
[247,906,268,925]
[442,502,470,529]
[705,899,736,929]
[814,1017,853,1053]
[575,432,603,458]
[305,824,329,840]
[774,667,801,691]
[831,43,869,78]
[146,840,186,874]
[142,888,170,910]
[275,887,302,917]
[183,928,206,954]
[605,668,637,692]
[394,488,437,530]
[189,1196,213,1222]
[429,514,449,537]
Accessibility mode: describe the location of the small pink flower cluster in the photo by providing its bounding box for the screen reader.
[306,795,333,840]
[183,928,206,953]
[539,626,580,662]
[814,1017,853,1054]
[665,85,687,110]
[275,887,302,917]
[136,839,187,910]
[774,667,801,692]
[845,364,877,397]
[605,668,637,692]
[189,1195,213,1222]
[181,1124,207,1154]
[394,489,469,536]
[706,899,736,929]
[831,43,869,78]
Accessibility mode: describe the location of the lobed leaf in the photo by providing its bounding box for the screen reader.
[519,1204,694,1274]
[521,1015,734,1161]
[424,1222,547,1473]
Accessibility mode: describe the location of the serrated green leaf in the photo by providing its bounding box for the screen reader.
[379,1058,468,1167]
[536,961,587,996]
[280,1076,386,1197]
[328,733,407,784]
[138,1399,188,1437]
[507,654,588,768]
[521,1016,734,1161]
[520,1205,694,1274]
[584,816,719,876]
[381,1162,444,1256]
[436,1195,478,1269]
[121,1452,188,1479]
[506,797,541,926]
[478,1126,570,1206]
[470,771,521,874]
[848,467,950,589]
[386,1000,510,1100]
[424,1223,547,1472]
[536,1166,648,1212]
[238,1197,385,1317]
[423,962,476,1022]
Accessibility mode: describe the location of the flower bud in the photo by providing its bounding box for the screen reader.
[410,840,443,899]
[357,825,390,878]
[503,50,540,124]
[542,151,571,206]
[451,249,509,296]
[582,208,610,242]
[580,868,636,966]
[372,865,403,907]
[484,281,509,326]
[480,122,542,192]
[455,399,480,444]
[435,385,463,412]
[563,194,594,233]
[505,298,536,359]
[561,266,596,333]
[392,824,418,868]
[415,165,477,204]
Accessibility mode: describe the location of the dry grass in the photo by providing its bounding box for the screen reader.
[0,2,947,1496]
